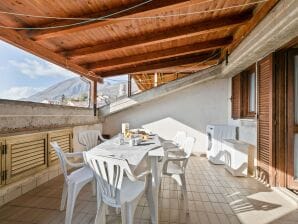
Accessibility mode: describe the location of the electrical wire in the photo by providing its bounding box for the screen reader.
[0,0,153,30]
[0,0,268,30]
[0,0,213,20]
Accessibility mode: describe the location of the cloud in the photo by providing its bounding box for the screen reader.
[9,58,75,79]
[0,86,44,100]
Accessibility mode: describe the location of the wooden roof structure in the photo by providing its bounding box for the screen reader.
[0,0,279,83]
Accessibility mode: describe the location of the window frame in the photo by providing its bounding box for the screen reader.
[242,65,257,118]
[231,64,256,119]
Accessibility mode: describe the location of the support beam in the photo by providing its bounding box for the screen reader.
[0,27,101,82]
[64,13,252,59]
[90,80,98,116]
[84,37,232,71]
[128,74,132,97]
[96,53,218,77]
[29,0,206,40]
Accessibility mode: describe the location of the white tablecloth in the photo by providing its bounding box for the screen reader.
[89,134,162,166]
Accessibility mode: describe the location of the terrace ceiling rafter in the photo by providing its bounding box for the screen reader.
[0,25,102,82]
[28,0,208,41]
[85,37,232,71]
[0,0,278,79]
[63,13,252,60]
[222,0,280,59]
[96,52,219,77]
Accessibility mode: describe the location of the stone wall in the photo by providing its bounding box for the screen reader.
[0,99,101,135]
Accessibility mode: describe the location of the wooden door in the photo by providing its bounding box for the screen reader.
[287,49,298,190]
[257,54,275,185]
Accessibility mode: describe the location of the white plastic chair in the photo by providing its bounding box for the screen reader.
[78,130,108,150]
[50,142,94,224]
[162,136,196,213]
[83,152,150,224]
[162,131,187,151]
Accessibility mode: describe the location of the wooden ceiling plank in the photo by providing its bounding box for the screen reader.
[97,53,218,77]
[29,0,206,40]
[132,64,214,73]
[224,0,279,58]
[86,37,232,71]
[0,27,101,82]
[64,13,252,59]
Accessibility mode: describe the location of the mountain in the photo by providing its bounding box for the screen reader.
[25,77,89,102]
[23,77,139,105]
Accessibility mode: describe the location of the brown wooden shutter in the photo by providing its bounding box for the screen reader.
[257,54,275,185]
[231,74,242,119]
[5,133,48,184]
[48,129,73,166]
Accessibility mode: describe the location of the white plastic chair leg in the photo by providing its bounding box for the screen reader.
[121,201,137,224]
[95,201,106,224]
[181,174,189,213]
[65,184,76,224]
[65,183,84,224]
[91,180,96,196]
[60,183,68,211]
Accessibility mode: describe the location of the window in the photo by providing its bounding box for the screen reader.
[231,64,256,119]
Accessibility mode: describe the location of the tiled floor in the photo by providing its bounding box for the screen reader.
[0,155,297,224]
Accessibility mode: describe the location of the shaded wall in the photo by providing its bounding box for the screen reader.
[103,78,229,153]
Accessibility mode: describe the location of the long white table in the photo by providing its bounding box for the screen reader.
[89,134,164,224]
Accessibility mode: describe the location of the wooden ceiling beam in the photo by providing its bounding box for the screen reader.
[64,13,252,59]
[85,37,232,71]
[29,0,206,41]
[131,63,216,74]
[97,53,219,77]
[0,27,101,82]
[223,0,279,60]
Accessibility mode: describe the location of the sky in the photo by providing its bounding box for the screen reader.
[0,40,127,100]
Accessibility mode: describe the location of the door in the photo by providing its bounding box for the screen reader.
[287,48,298,190]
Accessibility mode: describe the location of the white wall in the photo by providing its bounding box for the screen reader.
[103,78,229,153]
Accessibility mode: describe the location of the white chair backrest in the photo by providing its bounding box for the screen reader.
[173,131,187,147]
[78,130,100,150]
[83,152,136,206]
[50,142,69,181]
[183,137,196,158]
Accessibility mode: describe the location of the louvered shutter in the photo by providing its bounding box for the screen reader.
[257,54,275,185]
[231,74,242,119]
[5,133,48,184]
[48,129,73,166]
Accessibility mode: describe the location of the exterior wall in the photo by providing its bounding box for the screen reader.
[0,99,101,134]
[103,78,229,153]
